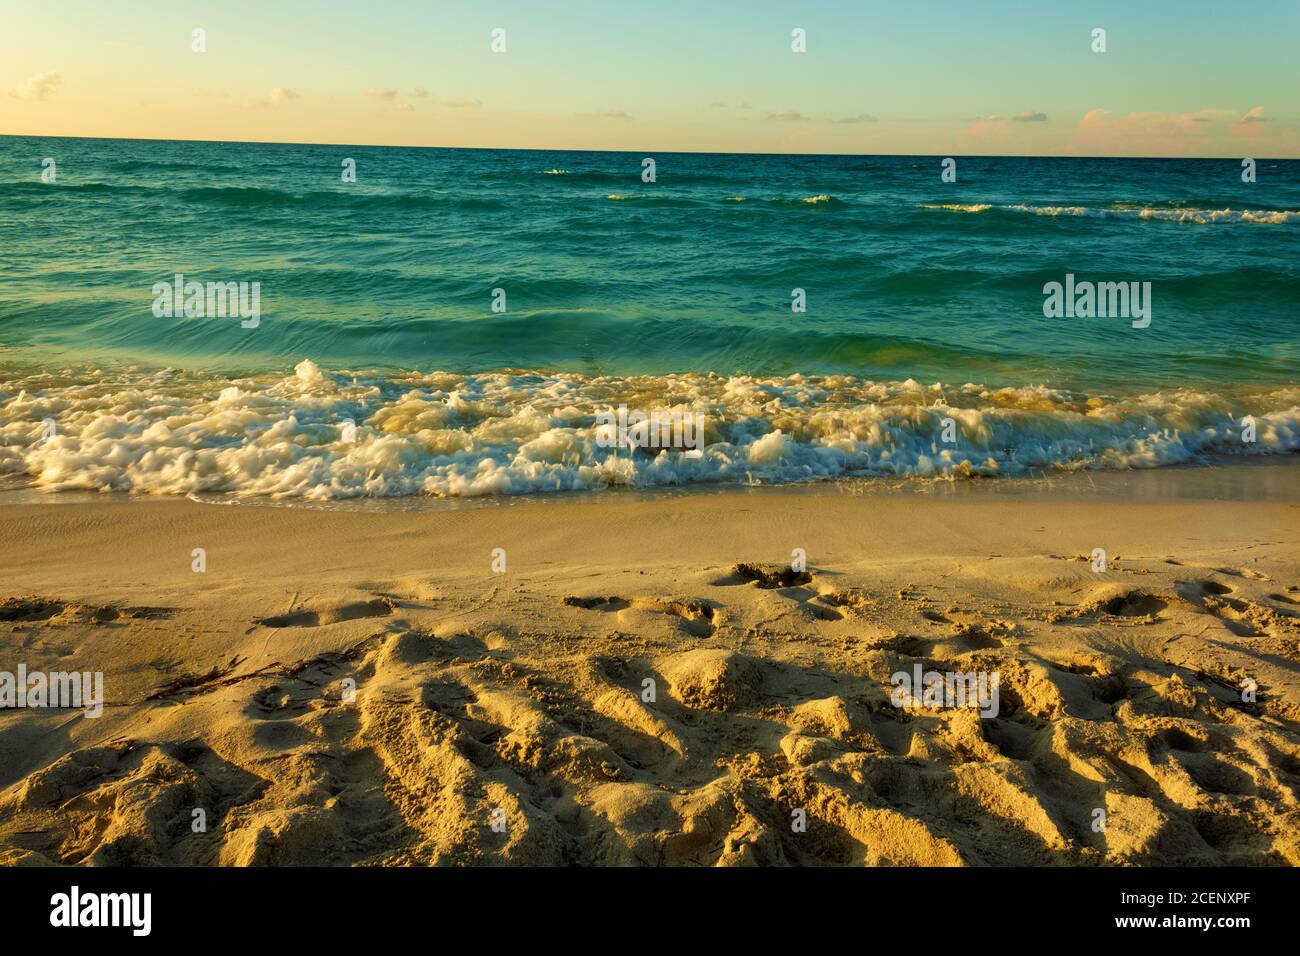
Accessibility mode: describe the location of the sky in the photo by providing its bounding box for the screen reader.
[2,0,1297,156]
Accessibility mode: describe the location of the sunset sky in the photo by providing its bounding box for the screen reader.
[3,0,1297,156]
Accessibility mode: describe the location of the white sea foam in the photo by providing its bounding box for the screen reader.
[922,203,1298,224]
[923,203,993,213]
[1,361,1295,499]
[1134,207,1298,224]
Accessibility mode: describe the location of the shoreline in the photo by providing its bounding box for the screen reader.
[175,451,1300,507]
[0,454,1295,513]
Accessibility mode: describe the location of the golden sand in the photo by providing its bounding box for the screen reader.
[1,470,1297,865]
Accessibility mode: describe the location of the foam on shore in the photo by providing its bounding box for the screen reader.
[1,360,1296,499]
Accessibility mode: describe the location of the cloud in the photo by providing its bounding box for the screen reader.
[592,110,632,120]
[837,113,878,124]
[767,110,807,122]
[1229,106,1274,141]
[268,87,300,106]
[365,87,413,111]
[411,88,432,99]
[10,72,62,101]
[963,110,1049,140]
[441,97,483,109]
[970,111,1047,133]
[1073,109,1236,153]
[968,114,1009,137]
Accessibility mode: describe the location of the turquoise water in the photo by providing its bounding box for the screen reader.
[0,136,1296,498]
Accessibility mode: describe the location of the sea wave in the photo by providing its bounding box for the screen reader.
[0,180,142,197]
[772,194,845,206]
[550,169,737,186]
[175,186,509,212]
[112,159,239,173]
[606,192,844,207]
[0,181,514,213]
[1,360,1294,500]
[924,203,993,213]
[921,202,1298,224]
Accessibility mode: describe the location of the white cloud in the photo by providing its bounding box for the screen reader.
[10,72,62,101]
[1072,109,1234,153]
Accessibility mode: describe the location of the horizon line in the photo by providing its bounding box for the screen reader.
[0,132,1291,163]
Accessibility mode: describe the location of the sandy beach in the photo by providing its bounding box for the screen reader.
[0,463,1296,866]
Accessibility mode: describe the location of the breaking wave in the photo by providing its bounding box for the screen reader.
[921,202,1298,224]
[1,360,1295,500]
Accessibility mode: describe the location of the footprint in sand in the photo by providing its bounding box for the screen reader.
[712,563,854,621]
[1050,588,1170,626]
[918,608,1014,651]
[1170,579,1293,636]
[714,562,812,589]
[0,597,65,621]
[1216,566,1271,582]
[253,596,395,629]
[0,596,173,625]
[819,589,876,614]
[1098,591,1169,618]
[562,595,718,637]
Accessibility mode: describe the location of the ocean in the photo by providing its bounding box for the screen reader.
[1,135,1297,499]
